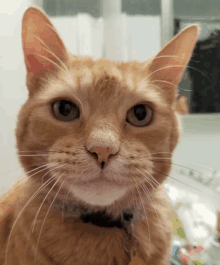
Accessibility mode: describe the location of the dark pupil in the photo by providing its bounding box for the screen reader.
[59,100,73,116]
[134,105,146,121]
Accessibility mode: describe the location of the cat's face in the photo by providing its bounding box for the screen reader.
[16,7,198,206]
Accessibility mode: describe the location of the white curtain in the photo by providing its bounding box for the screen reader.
[0,0,31,194]
[51,13,161,61]
[51,15,104,59]
[104,14,161,61]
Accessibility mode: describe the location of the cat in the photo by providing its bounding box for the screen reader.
[0,6,198,265]
[175,95,189,115]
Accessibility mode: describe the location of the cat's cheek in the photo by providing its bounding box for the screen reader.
[28,121,59,146]
[28,117,75,146]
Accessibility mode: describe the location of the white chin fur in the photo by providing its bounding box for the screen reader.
[68,180,128,206]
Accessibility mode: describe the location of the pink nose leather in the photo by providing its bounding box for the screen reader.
[89,146,115,166]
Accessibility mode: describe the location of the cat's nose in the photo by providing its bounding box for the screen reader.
[88,146,117,168]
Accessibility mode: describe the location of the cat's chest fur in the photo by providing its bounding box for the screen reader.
[0,182,171,265]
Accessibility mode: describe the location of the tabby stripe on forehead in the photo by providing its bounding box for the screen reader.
[37,67,165,108]
[111,67,123,82]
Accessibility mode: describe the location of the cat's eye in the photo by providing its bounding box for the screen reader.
[52,100,80,121]
[126,104,153,127]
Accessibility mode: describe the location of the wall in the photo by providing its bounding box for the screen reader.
[0,0,32,194]
[175,114,220,171]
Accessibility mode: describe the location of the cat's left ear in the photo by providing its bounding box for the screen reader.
[22,6,67,85]
[148,24,199,103]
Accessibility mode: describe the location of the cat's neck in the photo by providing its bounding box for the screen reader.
[4,178,171,265]
[47,194,134,229]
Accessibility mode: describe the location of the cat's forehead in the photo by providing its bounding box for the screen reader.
[37,58,165,109]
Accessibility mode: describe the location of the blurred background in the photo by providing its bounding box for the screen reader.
[1,0,220,264]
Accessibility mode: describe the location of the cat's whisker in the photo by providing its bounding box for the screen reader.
[30,52,67,74]
[40,162,67,183]
[34,175,67,264]
[31,172,65,233]
[4,173,61,265]
[151,168,219,200]
[133,178,151,253]
[17,154,50,157]
[62,181,72,227]
[0,163,58,205]
[148,55,200,64]
[138,172,157,190]
[1,149,64,158]
[0,151,60,162]
[17,150,59,155]
[143,151,172,157]
[144,55,201,69]
[149,79,192,92]
[31,163,71,233]
[150,156,217,172]
[150,159,220,186]
[144,170,160,188]
[17,150,51,153]
[129,179,137,208]
[134,168,175,227]
[0,153,47,161]
[135,168,158,189]
[35,35,70,74]
[24,172,59,264]
[0,161,50,177]
[128,177,138,210]
[138,181,162,228]
[149,79,176,87]
[147,65,211,83]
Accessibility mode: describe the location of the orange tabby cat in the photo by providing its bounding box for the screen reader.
[0,6,198,265]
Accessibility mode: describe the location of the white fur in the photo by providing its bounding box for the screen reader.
[69,180,128,206]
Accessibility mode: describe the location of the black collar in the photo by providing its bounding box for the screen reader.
[80,210,133,229]
[48,197,139,254]
[48,197,134,230]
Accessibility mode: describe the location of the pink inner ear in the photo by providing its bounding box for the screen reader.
[26,54,54,74]
[22,9,67,76]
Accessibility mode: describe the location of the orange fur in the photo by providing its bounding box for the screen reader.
[175,95,189,115]
[0,6,199,265]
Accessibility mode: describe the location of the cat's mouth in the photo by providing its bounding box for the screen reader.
[64,171,129,206]
[71,171,126,186]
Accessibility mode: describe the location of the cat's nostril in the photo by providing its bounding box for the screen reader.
[91,152,98,160]
[90,152,105,169]
[101,161,105,169]
[87,146,117,168]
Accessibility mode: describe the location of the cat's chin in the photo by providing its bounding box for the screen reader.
[66,179,129,206]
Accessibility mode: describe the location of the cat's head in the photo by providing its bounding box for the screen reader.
[16,7,199,206]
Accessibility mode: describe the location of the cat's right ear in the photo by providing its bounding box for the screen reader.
[148,24,199,104]
[175,95,189,115]
[22,6,67,89]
